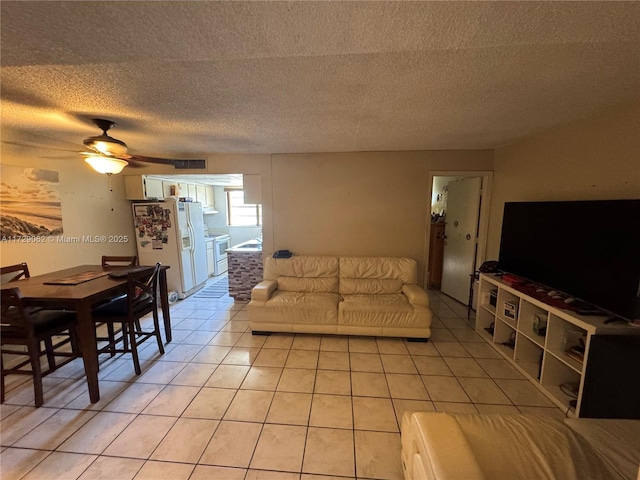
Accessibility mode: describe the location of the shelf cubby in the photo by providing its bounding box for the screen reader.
[541,354,581,411]
[478,282,497,314]
[496,289,519,329]
[476,305,496,342]
[517,300,549,348]
[546,314,585,373]
[494,318,516,360]
[514,334,544,381]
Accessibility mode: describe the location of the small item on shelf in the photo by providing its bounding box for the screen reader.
[560,382,579,398]
[489,290,498,307]
[564,331,586,362]
[484,322,495,336]
[532,313,548,336]
[478,260,500,273]
[501,273,525,285]
[565,345,585,362]
[504,301,518,320]
[500,331,516,350]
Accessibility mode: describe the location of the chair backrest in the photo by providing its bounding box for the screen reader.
[102,256,139,267]
[0,263,30,284]
[1,287,28,329]
[127,263,160,316]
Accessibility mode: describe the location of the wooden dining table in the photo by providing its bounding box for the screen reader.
[0,264,172,403]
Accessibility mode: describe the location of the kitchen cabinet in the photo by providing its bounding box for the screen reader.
[227,250,263,301]
[186,184,197,201]
[124,175,164,200]
[206,240,215,277]
[162,181,175,198]
[196,185,207,204]
[204,186,216,209]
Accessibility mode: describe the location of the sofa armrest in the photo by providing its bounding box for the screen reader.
[251,280,278,301]
[405,412,485,480]
[402,284,429,307]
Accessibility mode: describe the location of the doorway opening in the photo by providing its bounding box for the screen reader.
[140,173,262,249]
[425,171,492,314]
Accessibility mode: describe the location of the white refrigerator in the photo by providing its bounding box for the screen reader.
[133,199,208,299]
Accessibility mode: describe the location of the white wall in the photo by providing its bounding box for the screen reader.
[271,150,493,283]
[487,99,640,259]
[0,150,136,275]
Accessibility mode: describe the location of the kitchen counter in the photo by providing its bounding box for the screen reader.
[227,242,263,301]
[226,240,262,253]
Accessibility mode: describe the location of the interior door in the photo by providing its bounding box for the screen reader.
[440,177,482,304]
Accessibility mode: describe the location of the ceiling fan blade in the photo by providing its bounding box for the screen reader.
[129,155,206,170]
[122,159,145,168]
[2,140,81,153]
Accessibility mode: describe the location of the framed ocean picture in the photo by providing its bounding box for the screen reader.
[0,165,63,237]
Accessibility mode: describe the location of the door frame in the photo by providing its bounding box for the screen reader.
[423,171,493,290]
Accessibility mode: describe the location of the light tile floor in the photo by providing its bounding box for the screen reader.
[1,277,564,480]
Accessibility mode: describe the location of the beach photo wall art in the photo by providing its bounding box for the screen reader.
[0,164,63,237]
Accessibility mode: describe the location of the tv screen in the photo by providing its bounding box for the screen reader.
[498,199,640,321]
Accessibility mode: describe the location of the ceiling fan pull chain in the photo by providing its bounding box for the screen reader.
[107,173,115,211]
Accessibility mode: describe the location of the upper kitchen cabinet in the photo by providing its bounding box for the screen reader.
[204,186,214,207]
[196,185,207,204]
[162,181,180,198]
[203,186,217,213]
[124,175,164,200]
[187,183,197,200]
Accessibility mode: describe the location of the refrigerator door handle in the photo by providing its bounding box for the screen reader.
[188,223,196,253]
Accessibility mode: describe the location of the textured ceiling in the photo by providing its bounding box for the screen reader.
[1,1,640,161]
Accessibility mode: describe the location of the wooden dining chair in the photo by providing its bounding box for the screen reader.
[96,255,139,351]
[92,263,164,374]
[101,256,139,268]
[0,263,30,284]
[1,287,81,407]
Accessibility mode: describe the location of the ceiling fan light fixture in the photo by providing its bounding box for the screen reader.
[83,134,128,156]
[84,155,128,174]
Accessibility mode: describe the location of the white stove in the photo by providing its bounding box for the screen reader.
[208,233,230,276]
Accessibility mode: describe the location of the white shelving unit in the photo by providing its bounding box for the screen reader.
[477,274,640,418]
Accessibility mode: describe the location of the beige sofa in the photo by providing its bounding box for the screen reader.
[248,255,431,339]
[401,411,640,480]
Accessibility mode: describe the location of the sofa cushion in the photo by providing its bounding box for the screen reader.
[340,277,403,295]
[339,294,426,327]
[264,256,339,293]
[252,290,341,324]
[278,276,339,293]
[265,256,339,279]
[339,257,417,295]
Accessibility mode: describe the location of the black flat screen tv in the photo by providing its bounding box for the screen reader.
[498,199,640,321]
